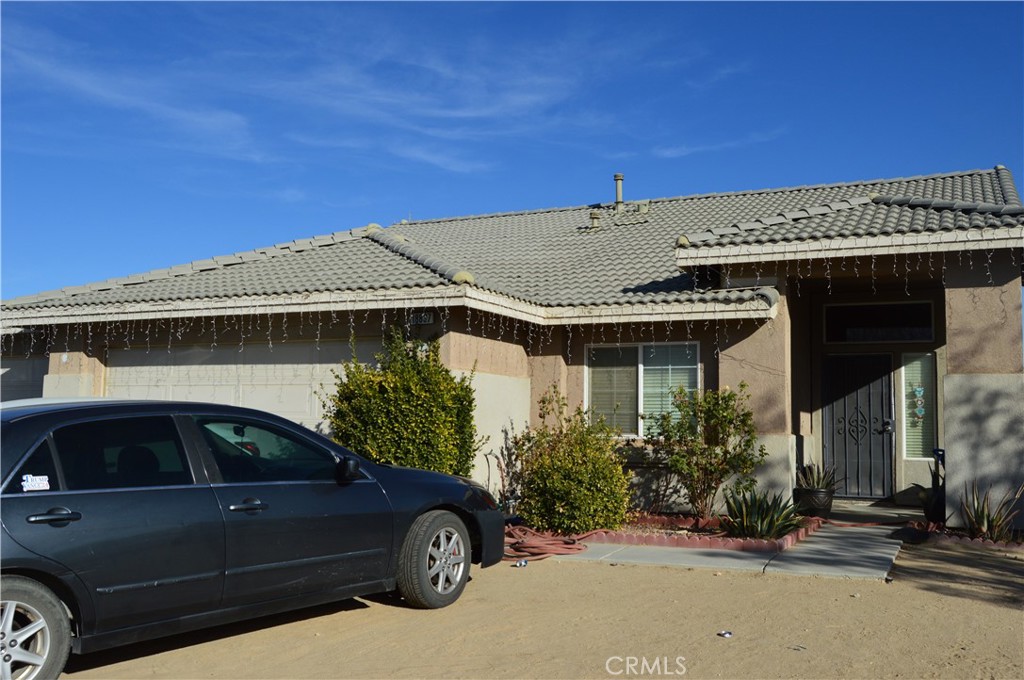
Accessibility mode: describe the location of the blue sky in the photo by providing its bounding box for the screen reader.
[2,1,1022,301]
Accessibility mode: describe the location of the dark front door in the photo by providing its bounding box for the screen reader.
[822,354,894,499]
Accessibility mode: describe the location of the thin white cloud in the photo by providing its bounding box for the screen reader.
[2,25,263,162]
[685,63,751,90]
[385,144,493,174]
[654,128,787,159]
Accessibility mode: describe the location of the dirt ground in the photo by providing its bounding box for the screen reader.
[63,541,1023,680]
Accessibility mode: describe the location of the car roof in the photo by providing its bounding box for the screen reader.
[0,398,260,423]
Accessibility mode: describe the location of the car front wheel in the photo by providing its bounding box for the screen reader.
[0,576,71,680]
[396,510,471,609]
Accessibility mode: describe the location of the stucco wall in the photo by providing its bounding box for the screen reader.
[718,297,790,434]
[440,328,533,486]
[944,254,1023,375]
[942,373,1024,528]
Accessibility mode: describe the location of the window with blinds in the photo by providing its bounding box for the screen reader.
[588,343,699,436]
[902,352,937,458]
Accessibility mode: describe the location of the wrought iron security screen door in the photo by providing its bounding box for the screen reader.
[822,354,895,498]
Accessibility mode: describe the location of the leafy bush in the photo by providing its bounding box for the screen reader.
[960,481,1023,543]
[509,388,630,534]
[648,382,767,519]
[322,328,480,476]
[723,489,804,539]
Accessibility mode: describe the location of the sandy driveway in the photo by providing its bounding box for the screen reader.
[63,541,1023,680]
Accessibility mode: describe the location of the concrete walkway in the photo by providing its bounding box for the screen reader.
[555,502,922,580]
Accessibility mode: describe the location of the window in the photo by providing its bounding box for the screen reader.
[51,416,192,490]
[196,418,337,483]
[5,440,59,494]
[902,353,937,458]
[825,302,934,343]
[587,343,699,436]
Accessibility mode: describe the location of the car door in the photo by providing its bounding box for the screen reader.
[1,414,225,634]
[190,415,393,607]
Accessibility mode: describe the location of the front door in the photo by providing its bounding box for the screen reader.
[822,354,894,499]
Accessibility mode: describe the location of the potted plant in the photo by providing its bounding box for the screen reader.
[793,463,839,518]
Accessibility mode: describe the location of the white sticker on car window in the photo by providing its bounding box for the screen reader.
[21,474,51,492]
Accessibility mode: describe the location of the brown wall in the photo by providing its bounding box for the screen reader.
[944,252,1023,375]
[718,295,791,435]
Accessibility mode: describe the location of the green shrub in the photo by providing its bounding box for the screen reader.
[960,481,1023,543]
[723,489,804,539]
[648,382,767,519]
[510,388,630,534]
[322,328,480,476]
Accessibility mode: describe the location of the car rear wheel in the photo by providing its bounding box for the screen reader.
[397,510,471,609]
[0,577,71,680]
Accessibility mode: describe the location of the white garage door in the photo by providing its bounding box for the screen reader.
[106,341,379,427]
[1,356,48,401]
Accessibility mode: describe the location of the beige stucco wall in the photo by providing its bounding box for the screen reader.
[718,294,791,435]
[941,252,1024,527]
[440,327,533,485]
[42,341,106,398]
[944,254,1023,375]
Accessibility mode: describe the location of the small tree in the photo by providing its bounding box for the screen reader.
[510,388,630,534]
[322,328,480,476]
[648,382,766,520]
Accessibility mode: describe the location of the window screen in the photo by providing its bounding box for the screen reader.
[588,343,699,436]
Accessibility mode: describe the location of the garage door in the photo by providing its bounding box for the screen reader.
[106,341,379,427]
[1,356,48,401]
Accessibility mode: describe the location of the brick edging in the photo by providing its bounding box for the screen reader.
[584,518,824,553]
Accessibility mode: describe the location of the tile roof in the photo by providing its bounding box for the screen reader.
[3,166,1020,315]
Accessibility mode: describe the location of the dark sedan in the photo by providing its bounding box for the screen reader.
[0,399,505,680]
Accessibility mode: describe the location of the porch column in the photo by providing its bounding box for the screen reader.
[942,251,1024,528]
[718,286,795,497]
[527,326,568,427]
[42,337,106,397]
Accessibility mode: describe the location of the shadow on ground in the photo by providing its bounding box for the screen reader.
[890,541,1024,610]
[64,599,368,674]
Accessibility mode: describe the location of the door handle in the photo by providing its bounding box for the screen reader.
[27,507,82,526]
[228,498,269,513]
[879,419,894,434]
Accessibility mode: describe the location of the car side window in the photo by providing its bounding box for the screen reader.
[4,440,60,494]
[196,418,336,483]
[51,416,193,490]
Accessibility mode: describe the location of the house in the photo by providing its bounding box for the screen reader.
[3,166,1022,524]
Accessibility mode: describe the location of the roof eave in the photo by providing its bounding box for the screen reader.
[674,226,1024,268]
[1,285,779,330]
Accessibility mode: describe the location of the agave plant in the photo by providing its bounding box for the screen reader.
[960,481,1024,543]
[723,489,804,539]
[795,463,838,490]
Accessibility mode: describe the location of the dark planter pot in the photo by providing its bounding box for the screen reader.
[793,487,835,518]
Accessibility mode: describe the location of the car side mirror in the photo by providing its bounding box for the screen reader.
[336,456,361,483]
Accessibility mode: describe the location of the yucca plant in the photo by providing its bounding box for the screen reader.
[723,489,804,539]
[960,481,1024,543]
[795,463,838,490]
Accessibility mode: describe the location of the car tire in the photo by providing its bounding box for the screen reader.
[0,576,72,680]
[396,510,471,609]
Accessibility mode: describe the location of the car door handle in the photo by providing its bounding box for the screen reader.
[228,498,269,513]
[27,508,83,526]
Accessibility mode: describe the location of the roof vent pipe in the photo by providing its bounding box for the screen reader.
[589,209,602,229]
[614,173,624,212]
